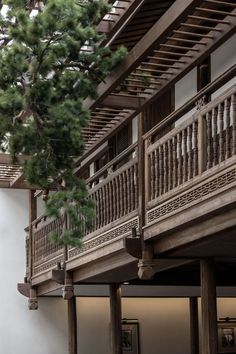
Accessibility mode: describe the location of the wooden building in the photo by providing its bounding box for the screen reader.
[1,1,236,353]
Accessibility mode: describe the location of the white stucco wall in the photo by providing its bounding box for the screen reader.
[0,189,67,354]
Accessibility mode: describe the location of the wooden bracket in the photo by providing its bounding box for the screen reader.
[17,283,31,298]
[51,269,65,284]
[124,237,142,259]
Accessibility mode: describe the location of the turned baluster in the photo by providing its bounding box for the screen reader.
[232,94,236,155]
[187,124,193,180]
[130,165,134,211]
[168,139,172,190]
[163,143,168,193]
[193,121,198,176]
[126,168,131,213]
[100,187,104,227]
[114,177,120,220]
[172,136,177,188]
[105,183,110,226]
[183,129,187,183]
[177,132,182,185]
[134,163,138,209]
[123,171,128,215]
[206,111,213,170]
[111,179,116,221]
[150,152,155,200]
[159,145,163,195]
[225,98,231,159]
[212,107,218,166]
[154,148,159,198]
[218,102,224,163]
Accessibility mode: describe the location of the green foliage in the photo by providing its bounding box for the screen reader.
[0,0,127,246]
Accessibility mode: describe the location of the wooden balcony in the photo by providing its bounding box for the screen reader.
[25,83,236,290]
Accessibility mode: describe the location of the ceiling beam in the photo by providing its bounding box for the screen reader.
[97,0,145,44]
[83,0,203,110]
[10,172,25,188]
[101,95,145,109]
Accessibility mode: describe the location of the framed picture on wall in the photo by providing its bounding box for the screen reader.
[122,320,140,354]
[218,322,236,353]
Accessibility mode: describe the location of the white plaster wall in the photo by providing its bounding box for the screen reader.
[77,297,191,354]
[0,189,67,354]
[175,68,197,126]
[211,34,236,99]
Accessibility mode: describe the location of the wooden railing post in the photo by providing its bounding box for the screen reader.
[198,115,207,174]
[29,190,36,280]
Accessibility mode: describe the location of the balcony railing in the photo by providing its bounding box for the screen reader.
[146,85,236,203]
[26,82,236,279]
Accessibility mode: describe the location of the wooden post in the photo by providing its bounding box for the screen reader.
[189,297,199,354]
[200,259,218,354]
[68,297,77,354]
[29,190,37,280]
[109,284,122,354]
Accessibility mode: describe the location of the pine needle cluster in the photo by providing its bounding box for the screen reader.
[0,0,127,246]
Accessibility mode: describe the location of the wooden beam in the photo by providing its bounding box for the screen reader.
[98,0,145,44]
[109,284,122,354]
[68,297,77,354]
[200,259,218,354]
[189,297,199,354]
[101,95,145,109]
[83,0,203,110]
[10,171,25,188]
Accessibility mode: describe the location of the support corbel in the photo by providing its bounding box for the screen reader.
[62,271,74,300]
[28,287,38,310]
[137,244,156,280]
[124,228,156,280]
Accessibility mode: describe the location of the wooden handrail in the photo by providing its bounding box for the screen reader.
[86,142,137,185]
[89,157,138,194]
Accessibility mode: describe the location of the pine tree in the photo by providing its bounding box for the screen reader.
[0,0,127,246]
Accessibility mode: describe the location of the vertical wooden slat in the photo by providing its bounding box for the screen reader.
[134,162,138,209]
[232,93,236,155]
[218,103,224,163]
[201,259,218,354]
[111,179,116,222]
[212,107,218,166]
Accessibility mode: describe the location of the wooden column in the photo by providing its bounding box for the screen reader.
[29,190,37,279]
[68,297,77,354]
[201,259,218,354]
[109,284,122,354]
[189,297,199,354]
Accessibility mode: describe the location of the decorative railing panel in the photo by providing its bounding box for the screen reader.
[90,158,138,232]
[146,85,236,203]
